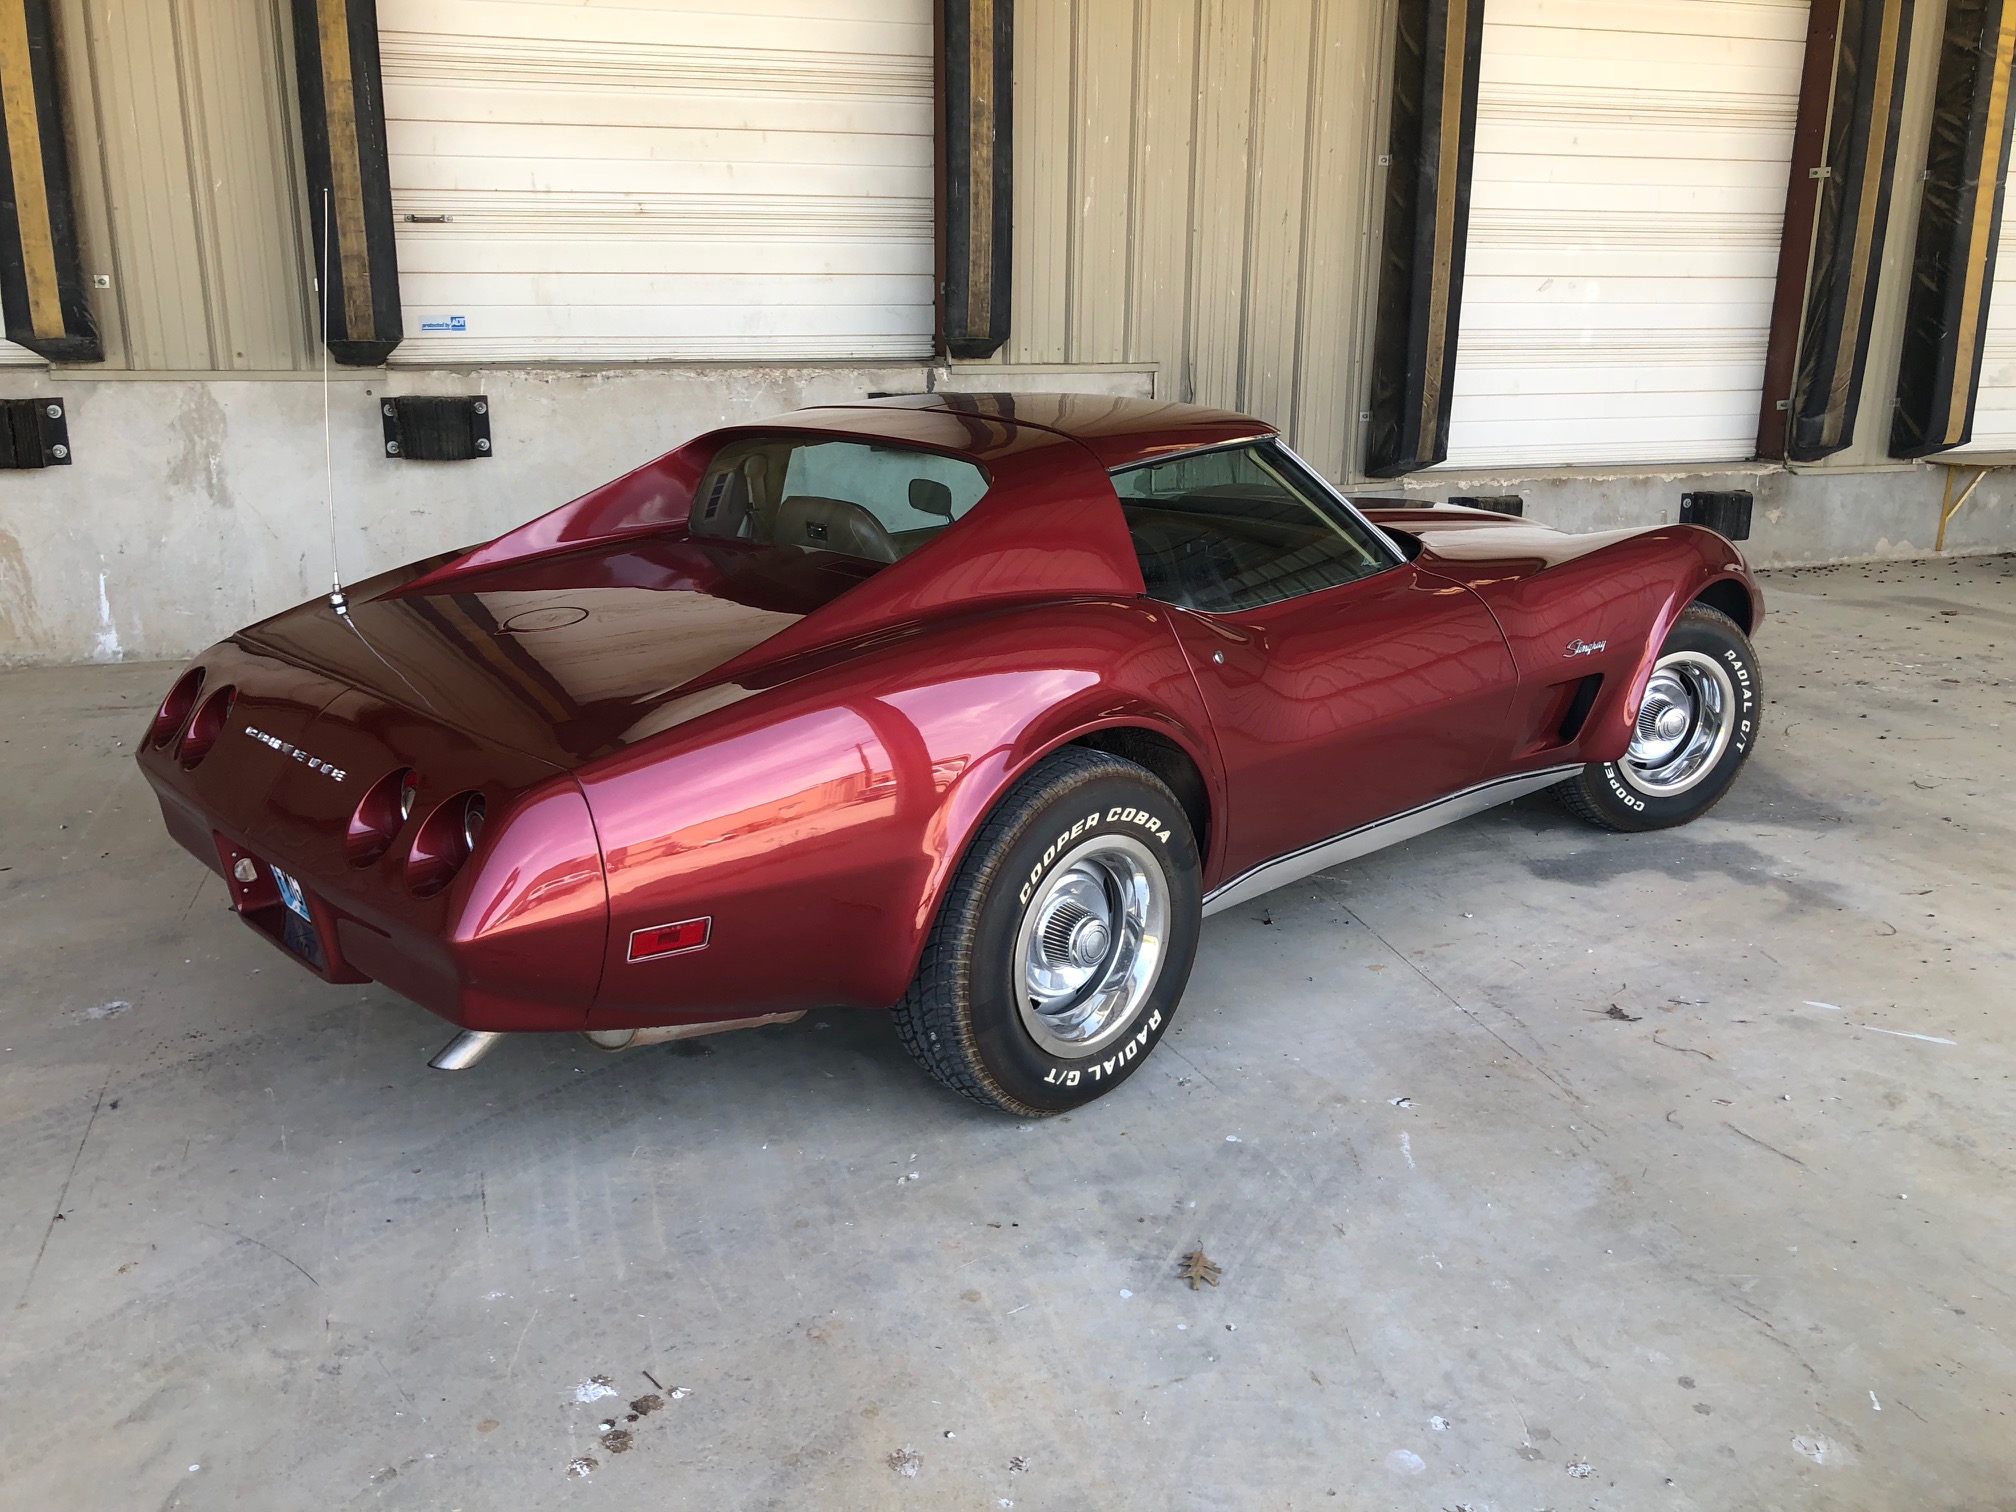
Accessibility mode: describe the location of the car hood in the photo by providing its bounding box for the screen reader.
[1358,506,1672,576]
[239,534,881,767]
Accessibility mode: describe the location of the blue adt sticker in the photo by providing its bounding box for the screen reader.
[419,315,466,333]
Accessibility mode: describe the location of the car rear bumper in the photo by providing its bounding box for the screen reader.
[137,637,610,1032]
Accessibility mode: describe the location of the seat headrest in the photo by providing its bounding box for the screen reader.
[776,495,898,563]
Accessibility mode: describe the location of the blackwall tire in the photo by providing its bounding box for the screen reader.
[1557,602,1762,833]
[892,747,1202,1116]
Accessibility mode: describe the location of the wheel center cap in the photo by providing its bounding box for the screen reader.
[1069,917,1110,968]
[1654,705,1690,741]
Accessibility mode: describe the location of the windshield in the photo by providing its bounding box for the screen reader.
[1111,443,1396,612]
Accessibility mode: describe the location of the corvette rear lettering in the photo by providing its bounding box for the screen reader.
[242,725,346,782]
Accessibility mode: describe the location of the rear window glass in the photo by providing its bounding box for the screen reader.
[691,436,991,564]
[1111,443,1395,612]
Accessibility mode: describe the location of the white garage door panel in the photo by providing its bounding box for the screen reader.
[396,237,930,278]
[391,153,923,202]
[1488,32,1803,75]
[1463,279,1778,312]
[1461,306,1778,341]
[392,121,931,172]
[1475,122,1801,166]
[380,0,934,364]
[400,272,929,307]
[1944,187,2016,452]
[1462,245,1779,280]
[383,83,923,137]
[1448,415,1764,466]
[1453,349,1767,390]
[443,303,926,338]
[1483,0,1808,54]
[1445,0,1807,468]
[386,0,924,56]
[1470,183,1788,222]
[1452,385,1764,422]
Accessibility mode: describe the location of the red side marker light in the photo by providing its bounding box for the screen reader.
[627,918,711,962]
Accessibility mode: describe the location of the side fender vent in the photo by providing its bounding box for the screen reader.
[1679,489,1752,540]
[382,395,491,461]
[1558,673,1604,744]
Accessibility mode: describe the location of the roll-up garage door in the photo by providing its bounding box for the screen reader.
[1945,192,2016,454]
[1443,0,1809,468]
[377,0,934,364]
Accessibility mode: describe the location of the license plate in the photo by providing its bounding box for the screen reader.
[271,865,311,921]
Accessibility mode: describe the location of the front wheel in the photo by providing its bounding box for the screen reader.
[892,747,1202,1115]
[1556,602,1761,832]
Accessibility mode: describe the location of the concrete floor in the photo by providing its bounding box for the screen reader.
[1,555,2011,1511]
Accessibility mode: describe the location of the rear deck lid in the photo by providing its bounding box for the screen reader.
[239,535,873,767]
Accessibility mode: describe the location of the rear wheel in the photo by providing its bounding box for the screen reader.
[1557,602,1761,832]
[893,747,1202,1115]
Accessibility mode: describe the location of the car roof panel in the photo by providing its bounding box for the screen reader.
[807,392,1275,469]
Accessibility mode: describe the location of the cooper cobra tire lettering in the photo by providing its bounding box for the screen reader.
[896,748,1202,1116]
[1019,801,1178,903]
[1020,809,1106,905]
[1603,765,1647,811]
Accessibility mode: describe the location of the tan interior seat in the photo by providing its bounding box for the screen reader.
[775,495,899,563]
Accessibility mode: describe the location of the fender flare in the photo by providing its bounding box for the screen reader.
[1597,554,1761,764]
[893,704,1225,993]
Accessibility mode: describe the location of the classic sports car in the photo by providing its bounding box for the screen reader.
[137,394,1762,1114]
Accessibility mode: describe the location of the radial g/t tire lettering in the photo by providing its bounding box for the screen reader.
[1557,602,1761,833]
[893,747,1202,1115]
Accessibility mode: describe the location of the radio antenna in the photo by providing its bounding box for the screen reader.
[319,186,348,615]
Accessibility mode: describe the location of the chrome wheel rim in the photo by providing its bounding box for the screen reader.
[1620,650,1736,797]
[1013,834,1169,1058]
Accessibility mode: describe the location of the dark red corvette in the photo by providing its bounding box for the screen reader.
[137,395,1762,1113]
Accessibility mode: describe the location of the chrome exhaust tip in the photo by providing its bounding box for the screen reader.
[429,1028,506,1071]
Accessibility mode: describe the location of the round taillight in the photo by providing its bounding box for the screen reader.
[177,686,237,769]
[347,766,416,868]
[148,666,205,748]
[406,790,485,898]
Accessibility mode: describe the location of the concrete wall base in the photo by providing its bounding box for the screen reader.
[0,363,1152,666]
[1,362,2009,665]
[1378,461,2016,569]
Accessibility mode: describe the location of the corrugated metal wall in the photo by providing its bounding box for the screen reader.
[53,0,1393,464]
[51,0,313,372]
[977,0,1389,482]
